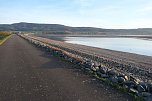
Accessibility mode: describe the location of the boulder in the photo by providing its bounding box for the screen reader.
[147,83,152,93]
[144,95,152,101]
[45,46,50,52]
[97,71,109,78]
[83,61,94,69]
[118,74,129,81]
[98,67,107,74]
[84,68,91,72]
[142,92,152,97]
[91,66,99,72]
[129,75,140,84]
[107,69,119,76]
[137,84,146,92]
[109,76,118,84]
[117,77,126,84]
[124,75,129,81]
[129,88,139,95]
[124,81,137,88]
[73,60,81,65]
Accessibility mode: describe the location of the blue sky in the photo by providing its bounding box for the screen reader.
[0,0,152,29]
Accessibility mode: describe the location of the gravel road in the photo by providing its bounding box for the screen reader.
[0,35,134,101]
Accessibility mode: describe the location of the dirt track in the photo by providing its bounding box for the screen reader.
[0,35,135,101]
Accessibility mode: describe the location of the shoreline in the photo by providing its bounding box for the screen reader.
[29,34,152,82]
[35,34,152,44]
[20,34,152,101]
[35,34,152,39]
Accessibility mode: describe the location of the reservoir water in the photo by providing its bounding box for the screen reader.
[64,37,152,56]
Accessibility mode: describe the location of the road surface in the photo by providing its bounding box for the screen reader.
[0,35,134,101]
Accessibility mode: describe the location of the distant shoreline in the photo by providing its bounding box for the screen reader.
[34,34,152,42]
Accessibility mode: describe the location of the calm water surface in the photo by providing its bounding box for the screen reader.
[64,37,152,56]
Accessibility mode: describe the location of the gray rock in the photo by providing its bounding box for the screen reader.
[45,46,50,52]
[83,62,93,68]
[129,88,138,95]
[68,58,73,62]
[148,84,152,93]
[109,76,118,83]
[124,75,129,81]
[91,66,99,72]
[84,68,91,72]
[117,77,126,84]
[137,84,146,92]
[124,81,136,88]
[141,82,149,91]
[142,92,152,97]
[129,75,140,84]
[96,71,109,78]
[98,67,107,74]
[100,73,109,78]
[94,62,100,67]
[73,60,81,65]
[144,95,152,101]
[118,74,129,81]
[107,69,119,76]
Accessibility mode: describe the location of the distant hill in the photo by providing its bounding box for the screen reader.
[0,22,152,35]
[0,22,106,32]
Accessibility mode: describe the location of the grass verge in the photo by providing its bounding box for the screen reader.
[0,35,12,45]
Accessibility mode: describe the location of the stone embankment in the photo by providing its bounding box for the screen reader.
[20,34,152,101]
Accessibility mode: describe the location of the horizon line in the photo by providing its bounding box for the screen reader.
[0,22,152,30]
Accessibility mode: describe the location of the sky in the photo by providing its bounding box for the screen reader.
[0,0,152,29]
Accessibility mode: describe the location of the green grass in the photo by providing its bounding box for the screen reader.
[0,35,12,45]
[0,36,6,42]
[0,36,5,40]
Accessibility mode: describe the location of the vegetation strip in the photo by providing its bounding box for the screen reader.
[20,34,152,101]
[0,32,12,45]
[0,35,12,45]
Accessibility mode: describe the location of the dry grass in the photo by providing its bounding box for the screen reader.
[0,32,11,36]
[0,32,11,44]
[0,32,11,39]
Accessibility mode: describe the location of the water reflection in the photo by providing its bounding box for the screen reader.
[64,37,152,56]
